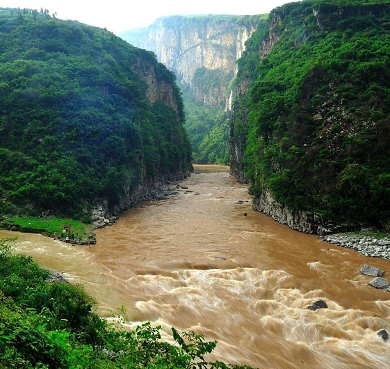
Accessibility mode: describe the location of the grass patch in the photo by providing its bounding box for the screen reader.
[1,216,94,240]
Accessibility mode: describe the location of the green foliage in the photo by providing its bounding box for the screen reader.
[192,67,234,93]
[0,8,192,219]
[233,0,390,227]
[0,239,249,368]
[182,86,230,164]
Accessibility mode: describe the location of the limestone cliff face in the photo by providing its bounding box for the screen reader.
[133,57,181,116]
[121,15,259,108]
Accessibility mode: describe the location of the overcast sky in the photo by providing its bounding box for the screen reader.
[0,0,299,34]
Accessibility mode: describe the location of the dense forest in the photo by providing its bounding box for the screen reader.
[182,84,231,165]
[0,8,192,220]
[231,0,390,230]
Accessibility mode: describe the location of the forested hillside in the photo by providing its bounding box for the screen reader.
[231,0,390,232]
[0,8,192,220]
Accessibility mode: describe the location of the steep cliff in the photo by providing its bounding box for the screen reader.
[0,8,192,219]
[121,15,265,164]
[231,0,390,233]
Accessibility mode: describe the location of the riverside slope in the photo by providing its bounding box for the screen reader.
[0,9,192,220]
[230,0,390,234]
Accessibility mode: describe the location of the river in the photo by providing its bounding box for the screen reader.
[1,165,390,368]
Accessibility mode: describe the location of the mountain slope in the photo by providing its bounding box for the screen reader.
[121,15,264,164]
[231,0,390,232]
[0,8,192,219]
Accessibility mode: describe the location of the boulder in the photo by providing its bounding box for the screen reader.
[360,264,385,277]
[368,277,389,290]
[377,329,389,341]
[308,300,328,311]
[45,273,68,284]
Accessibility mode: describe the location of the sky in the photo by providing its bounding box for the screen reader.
[0,0,299,34]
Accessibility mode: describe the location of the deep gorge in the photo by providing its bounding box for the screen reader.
[1,1,390,367]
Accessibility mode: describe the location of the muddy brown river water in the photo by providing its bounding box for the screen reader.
[2,165,390,368]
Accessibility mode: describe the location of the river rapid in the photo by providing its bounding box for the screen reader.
[1,165,390,368]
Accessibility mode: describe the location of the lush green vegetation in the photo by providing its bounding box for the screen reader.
[1,216,94,240]
[0,238,252,368]
[192,68,234,94]
[232,0,390,229]
[182,85,230,164]
[0,8,192,219]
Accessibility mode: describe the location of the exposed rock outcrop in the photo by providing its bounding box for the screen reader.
[321,234,390,259]
[252,191,341,235]
[91,170,190,225]
[133,58,181,115]
[121,15,264,164]
[378,329,389,341]
[121,15,259,107]
[368,277,389,290]
[308,300,328,311]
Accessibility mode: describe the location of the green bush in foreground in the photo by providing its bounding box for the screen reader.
[0,239,250,368]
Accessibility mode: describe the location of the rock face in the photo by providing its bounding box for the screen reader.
[121,15,264,164]
[91,171,190,224]
[132,57,181,115]
[252,191,340,235]
[120,15,259,108]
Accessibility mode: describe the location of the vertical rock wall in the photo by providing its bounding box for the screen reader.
[120,15,259,109]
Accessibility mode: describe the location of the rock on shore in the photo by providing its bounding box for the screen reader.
[360,264,385,277]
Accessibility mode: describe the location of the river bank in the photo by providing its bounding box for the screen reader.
[0,216,96,244]
[0,172,192,245]
[321,232,390,259]
[2,167,390,368]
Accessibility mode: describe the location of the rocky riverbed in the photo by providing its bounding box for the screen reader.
[321,233,390,259]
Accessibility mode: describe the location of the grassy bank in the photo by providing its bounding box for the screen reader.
[1,216,95,241]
